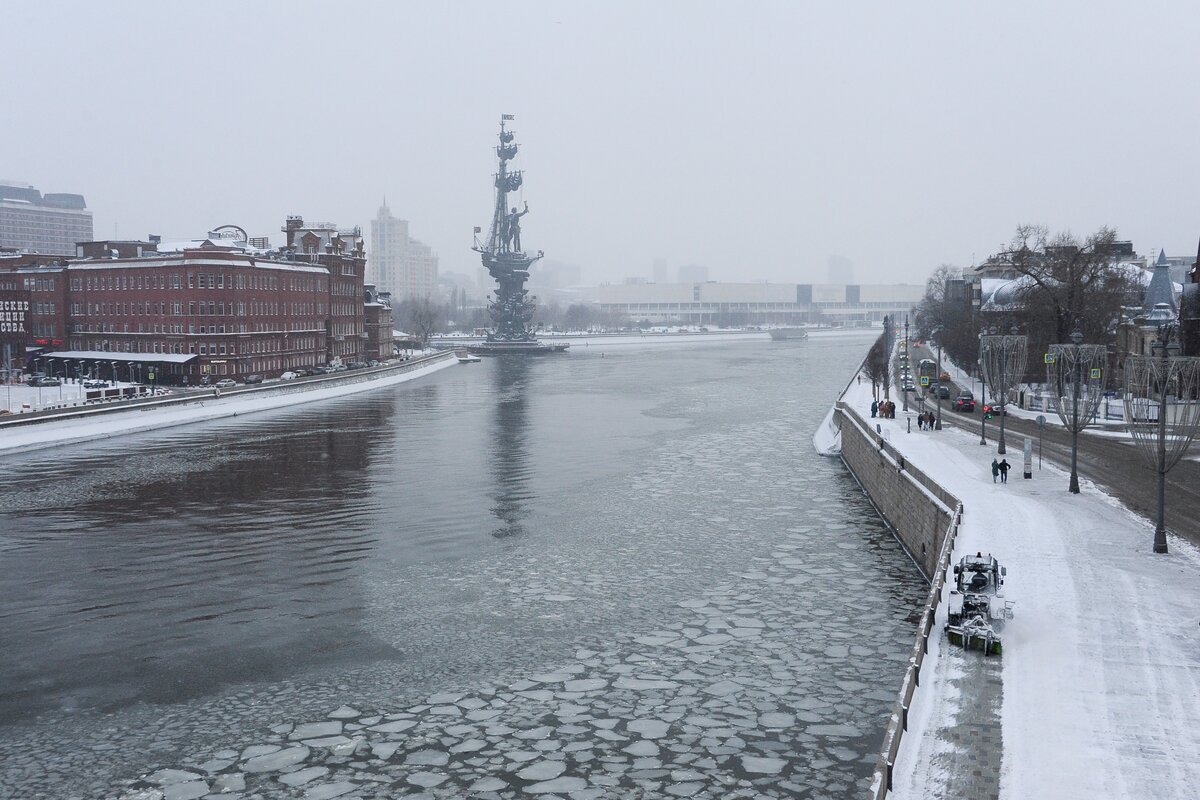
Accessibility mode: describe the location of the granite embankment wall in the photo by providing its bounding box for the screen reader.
[831,398,964,799]
[834,401,957,579]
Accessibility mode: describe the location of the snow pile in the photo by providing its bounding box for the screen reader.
[0,355,457,455]
[811,405,841,455]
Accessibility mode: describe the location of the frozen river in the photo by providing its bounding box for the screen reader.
[0,333,925,798]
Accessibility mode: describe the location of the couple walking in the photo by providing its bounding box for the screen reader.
[991,458,1011,483]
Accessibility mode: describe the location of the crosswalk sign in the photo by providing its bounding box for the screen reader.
[1044,353,1055,364]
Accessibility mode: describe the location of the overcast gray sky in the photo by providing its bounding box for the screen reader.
[4,1,1198,285]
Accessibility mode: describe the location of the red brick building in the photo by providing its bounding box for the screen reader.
[0,217,370,383]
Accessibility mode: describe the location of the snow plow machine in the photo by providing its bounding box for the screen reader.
[945,552,1014,656]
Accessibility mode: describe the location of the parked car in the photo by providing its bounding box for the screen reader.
[214,378,237,389]
[367,360,380,367]
[308,366,329,375]
[280,371,299,380]
[244,374,264,384]
[83,380,107,389]
[953,392,976,412]
[346,361,367,370]
[29,376,62,387]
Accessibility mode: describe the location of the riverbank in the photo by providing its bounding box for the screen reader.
[0,351,457,456]
[822,373,1200,799]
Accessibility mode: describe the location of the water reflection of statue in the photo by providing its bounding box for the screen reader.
[506,202,529,253]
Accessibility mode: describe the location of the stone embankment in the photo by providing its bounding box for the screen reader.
[819,385,966,800]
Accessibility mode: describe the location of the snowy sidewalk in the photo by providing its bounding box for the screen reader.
[839,380,1200,800]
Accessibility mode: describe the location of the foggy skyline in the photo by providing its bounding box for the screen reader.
[4,1,1199,286]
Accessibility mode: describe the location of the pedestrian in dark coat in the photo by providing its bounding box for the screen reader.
[871,400,879,418]
[991,459,1000,483]
[999,459,1011,483]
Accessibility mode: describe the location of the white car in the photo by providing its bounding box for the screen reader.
[214,378,237,389]
[280,371,299,380]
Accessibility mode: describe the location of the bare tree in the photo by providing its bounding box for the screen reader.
[396,296,446,347]
[862,322,892,399]
[1001,225,1136,345]
[913,264,980,374]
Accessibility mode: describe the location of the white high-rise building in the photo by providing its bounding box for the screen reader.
[369,201,438,300]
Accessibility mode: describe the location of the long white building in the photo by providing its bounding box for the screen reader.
[580,281,923,325]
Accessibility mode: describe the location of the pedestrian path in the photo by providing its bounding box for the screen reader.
[843,382,1200,800]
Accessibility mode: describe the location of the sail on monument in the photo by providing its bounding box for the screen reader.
[470,115,568,355]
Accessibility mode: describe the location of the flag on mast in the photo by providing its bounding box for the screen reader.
[502,114,515,120]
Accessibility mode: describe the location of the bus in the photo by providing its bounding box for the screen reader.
[918,358,938,386]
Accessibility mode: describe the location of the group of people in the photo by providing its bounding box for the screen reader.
[916,411,937,430]
[991,458,1012,483]
[870,399,897,419]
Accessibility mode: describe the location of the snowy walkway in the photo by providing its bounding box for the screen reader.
[838,380,1200,800]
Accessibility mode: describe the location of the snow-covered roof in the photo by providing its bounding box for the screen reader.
[37,350,198,364]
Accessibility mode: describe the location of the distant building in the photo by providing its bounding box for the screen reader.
[652,258,668,284]
[369,201,438,300]
[363,284,393,362]
[582,281,922,326]
[677,263,709,283]
[0,182,93,255]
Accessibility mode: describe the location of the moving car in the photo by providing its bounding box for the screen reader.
[933,384,952,399]
[280,371,299,380]
[29,376,61,387]
[214,378,237,389]
[953,392,976,412]
[244,374,264,384]
[83,380,108,389]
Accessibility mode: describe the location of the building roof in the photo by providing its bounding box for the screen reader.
[37,350,198,365]
[1143,249,1178,314]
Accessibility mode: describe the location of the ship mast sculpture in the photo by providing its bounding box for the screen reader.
[471,115,568,354]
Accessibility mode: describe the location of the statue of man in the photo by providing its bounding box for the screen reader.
[508,202,529,252]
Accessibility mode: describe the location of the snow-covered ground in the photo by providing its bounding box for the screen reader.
[832,377,1200,799]
[0,355,457,455]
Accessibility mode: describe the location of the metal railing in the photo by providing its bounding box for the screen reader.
[869,499,963,799]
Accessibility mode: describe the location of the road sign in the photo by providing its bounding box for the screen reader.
[1044,353,1055,364]
[1036,414,1046,428]
[1090,368,1102,380]
[920,376,930,385]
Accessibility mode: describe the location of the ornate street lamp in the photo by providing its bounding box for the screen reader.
[980,326,1028,455]
[1122,314,1200,554]
[1048,328,1107,494]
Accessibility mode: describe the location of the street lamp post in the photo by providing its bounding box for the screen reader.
[934,336,943,430]
[978,352,987,446]
[980,326,1029,456]
[1049,328,1107,494]
[1122,316,1200,554]
[902,314,910,413]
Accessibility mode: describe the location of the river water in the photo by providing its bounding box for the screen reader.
[0,332,925,799]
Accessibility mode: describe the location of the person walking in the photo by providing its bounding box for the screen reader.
[871,399,879,418]
[991,458,1000,483]
[999,459,1011,484]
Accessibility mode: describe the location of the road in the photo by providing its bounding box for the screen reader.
[900,344,1200,548]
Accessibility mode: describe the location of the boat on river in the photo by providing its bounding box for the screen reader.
[768,328,810,341]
